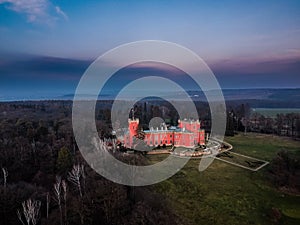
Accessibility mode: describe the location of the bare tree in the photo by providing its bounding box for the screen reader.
[80,164,86,194]
[68,164,86,224]
[62,179,68,225]
[54,176,63,225]
[46,192,50,219]
[17,210,27,225]
[68,164,83,198]
[17,198,41,225]
[2,167,8,188]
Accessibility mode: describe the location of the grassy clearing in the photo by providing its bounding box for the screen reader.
[215,151,268,171]
[252,108,300,118]
[147,133,300,225]
[226,133,300,160]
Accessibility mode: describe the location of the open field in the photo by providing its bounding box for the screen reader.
[252,108,300,118]
[147,133,300,225]
[215,151,269,171]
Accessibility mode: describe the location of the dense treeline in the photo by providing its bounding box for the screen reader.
[0,100,299,224]
[249,112,300,137]
[226,104,300,138]
[0,101,179,225]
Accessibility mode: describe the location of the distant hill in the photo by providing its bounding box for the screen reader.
[1,88,300,108]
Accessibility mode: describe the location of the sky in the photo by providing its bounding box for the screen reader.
[0,0,300,99]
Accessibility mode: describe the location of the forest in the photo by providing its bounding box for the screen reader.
[0,100,299,225]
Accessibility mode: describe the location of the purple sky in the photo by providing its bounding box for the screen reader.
[0,0,299,98]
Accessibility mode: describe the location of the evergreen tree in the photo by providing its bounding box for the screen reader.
[56,147,73,174]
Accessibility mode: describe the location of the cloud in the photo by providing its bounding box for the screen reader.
[55,6,68,21]
[0,0,68,24]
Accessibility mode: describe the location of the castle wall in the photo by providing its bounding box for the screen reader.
[124,118,205,149]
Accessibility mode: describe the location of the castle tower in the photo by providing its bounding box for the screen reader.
[178,118,204,146]
[125,118,139,148]
[128,118,139,137]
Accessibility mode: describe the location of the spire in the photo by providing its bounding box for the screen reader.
[131,107,135,120]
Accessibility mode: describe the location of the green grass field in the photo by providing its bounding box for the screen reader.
[148,133,300,225]
[252,108,300,118]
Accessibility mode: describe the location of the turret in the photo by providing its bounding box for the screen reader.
[128,118,139,137]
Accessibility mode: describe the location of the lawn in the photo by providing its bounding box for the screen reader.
[252,108,300,118]
[147,133,300,225]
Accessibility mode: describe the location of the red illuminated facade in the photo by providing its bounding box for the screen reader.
[123,118,205,149]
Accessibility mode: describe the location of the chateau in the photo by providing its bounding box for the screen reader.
[123,118,205,149]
